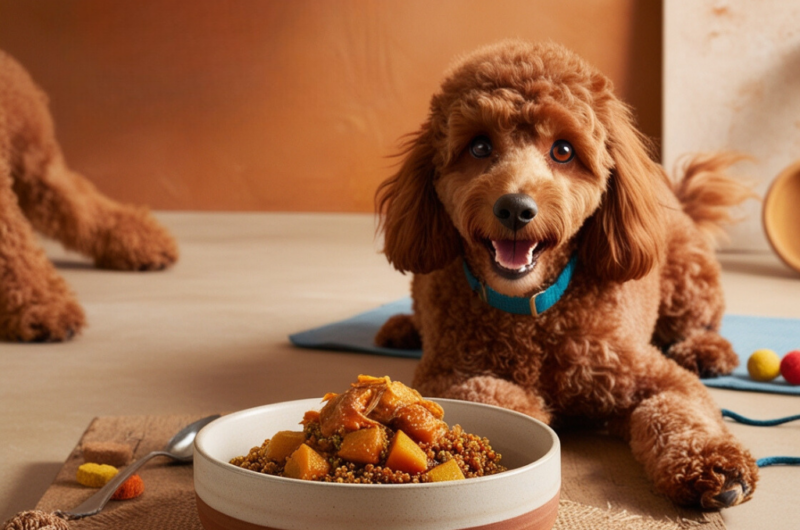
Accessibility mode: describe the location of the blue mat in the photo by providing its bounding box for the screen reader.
[290,298,800,395]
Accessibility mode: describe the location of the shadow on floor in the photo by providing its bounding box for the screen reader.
[0,461,63,522]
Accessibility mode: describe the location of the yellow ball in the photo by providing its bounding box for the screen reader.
[747,349,781,382]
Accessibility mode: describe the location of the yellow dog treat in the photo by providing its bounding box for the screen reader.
[76,463,119,488]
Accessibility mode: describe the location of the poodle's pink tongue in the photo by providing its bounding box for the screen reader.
[492,240,538,270]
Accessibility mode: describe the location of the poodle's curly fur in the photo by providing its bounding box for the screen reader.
[375,41,758,509]
[0,51,178,342]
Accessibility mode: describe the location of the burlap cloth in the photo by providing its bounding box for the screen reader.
[23,415,724,530]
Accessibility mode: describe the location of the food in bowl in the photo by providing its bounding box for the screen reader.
[229,375,506,483]
[194,394,561,530]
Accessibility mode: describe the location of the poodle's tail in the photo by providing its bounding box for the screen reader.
[671,153,758,246]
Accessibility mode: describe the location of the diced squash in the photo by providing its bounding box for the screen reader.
[392,404,447,444]
[338,427,386,465]
[284,444,330,480]
[264,431,306,463]
[384,430,428,474]
[426,459,465,482]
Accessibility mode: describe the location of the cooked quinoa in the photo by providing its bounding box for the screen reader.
[229,421,505,484]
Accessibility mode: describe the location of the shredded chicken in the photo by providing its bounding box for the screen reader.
[318,375,445,438]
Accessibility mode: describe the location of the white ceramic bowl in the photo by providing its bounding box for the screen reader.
[194,398,560,530]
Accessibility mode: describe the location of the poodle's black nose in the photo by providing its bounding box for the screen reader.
[493,193,538,232]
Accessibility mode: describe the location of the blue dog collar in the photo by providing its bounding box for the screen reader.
[462,255,577,316]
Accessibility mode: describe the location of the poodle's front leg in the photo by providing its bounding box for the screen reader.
[375,313,422,349]
[617,354,758,509]
[414,370,551,424]
[0,170,85,341]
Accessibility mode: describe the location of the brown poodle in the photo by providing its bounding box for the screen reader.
[0,50,178,342]
[375,41,758,509]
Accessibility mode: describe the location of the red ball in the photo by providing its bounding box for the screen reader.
[781,350,800,385]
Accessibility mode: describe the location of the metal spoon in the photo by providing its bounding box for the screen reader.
[59,414,220,519]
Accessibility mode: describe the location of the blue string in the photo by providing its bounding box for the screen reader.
[721,409,800,427]
[757,456,800,467]
[721,409,800,468]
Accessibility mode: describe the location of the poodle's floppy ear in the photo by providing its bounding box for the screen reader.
[580,99,665,283]
[376,125,461,274]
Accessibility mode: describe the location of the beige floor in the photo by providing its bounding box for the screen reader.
[1,212,798,529]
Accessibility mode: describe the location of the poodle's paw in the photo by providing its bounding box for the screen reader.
[661,439,758,509]
[0,292,85,342]
[93,208,179,271]
[443,376,551,424]
[375,314,421,349]
[666,331,738,378]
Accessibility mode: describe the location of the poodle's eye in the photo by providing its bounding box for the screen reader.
[550,140,575,163]
[469,136,493,158]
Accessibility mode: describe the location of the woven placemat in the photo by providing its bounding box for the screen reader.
[16,415,724,530]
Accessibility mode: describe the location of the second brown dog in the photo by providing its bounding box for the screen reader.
[0,51,178,342]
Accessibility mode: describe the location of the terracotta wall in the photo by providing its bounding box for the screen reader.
[0,0,662,212]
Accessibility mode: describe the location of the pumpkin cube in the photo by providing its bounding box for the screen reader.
[384,430,428,474]
[392,404,447,444]
[338,427,386,465]
[426,459,465,482]
[284,444,330,481]
[264,431,306,463]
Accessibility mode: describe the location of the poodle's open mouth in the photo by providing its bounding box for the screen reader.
[484,239,548,280]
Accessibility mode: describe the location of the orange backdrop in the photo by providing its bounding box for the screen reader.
[0,0,661,212]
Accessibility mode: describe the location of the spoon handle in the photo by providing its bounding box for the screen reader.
[59,450,172,519]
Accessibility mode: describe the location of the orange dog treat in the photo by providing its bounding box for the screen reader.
[82,441,133,467]
[111,474,145,500]
[76,463,118,488]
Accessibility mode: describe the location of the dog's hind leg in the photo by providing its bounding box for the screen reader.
[654,218,738,377]
[656,154,754,377]
[0,161,85,341]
